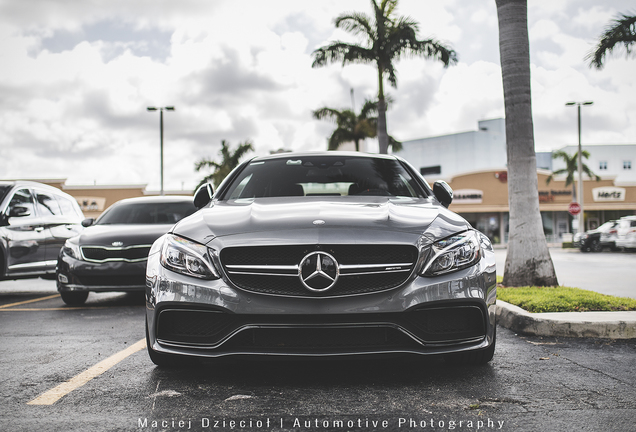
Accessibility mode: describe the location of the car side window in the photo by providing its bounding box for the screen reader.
[36,191,63,216]
[55,194,80,217]
[7,189,36,218]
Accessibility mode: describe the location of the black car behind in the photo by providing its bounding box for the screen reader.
[57,195,196,305]
[578,220,619,252]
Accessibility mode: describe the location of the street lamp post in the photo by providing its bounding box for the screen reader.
[565,101,593,234]
[147,106,175,196]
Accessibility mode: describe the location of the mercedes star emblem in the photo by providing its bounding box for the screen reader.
[298,251,339,292]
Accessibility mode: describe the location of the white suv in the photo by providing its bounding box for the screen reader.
[615,215,636,250]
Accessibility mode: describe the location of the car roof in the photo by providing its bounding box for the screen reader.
[249,151,399,163]
[111,195,194,206]
[0,180,71,193]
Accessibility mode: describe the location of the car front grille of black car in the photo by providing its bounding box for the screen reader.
[75,274,147,287]
[81,245,152,263]
[220,244,418,297]
[155,305,487,352]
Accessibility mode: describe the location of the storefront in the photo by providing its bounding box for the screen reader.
[444,169,636,244]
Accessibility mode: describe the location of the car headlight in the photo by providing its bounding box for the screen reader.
[62,238,83,260]
[421,230,481,276]
[160,234,219,280]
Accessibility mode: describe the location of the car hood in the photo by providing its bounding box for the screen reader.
[173,197,470,244]
[77,224,175,247]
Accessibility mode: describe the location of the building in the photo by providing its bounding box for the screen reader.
[395,119,636,243]
[551,144,636,185]
[444,169,636,244]
[397,118,507,178]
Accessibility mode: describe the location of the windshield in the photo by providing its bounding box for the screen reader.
[97,201,196,225]
[222,156,426,200]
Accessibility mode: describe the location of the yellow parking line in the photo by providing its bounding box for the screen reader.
[0,294,60,309]
[0,307,110,311]
[27,338,147,406]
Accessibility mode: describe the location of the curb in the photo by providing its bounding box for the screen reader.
[496,300,636,339]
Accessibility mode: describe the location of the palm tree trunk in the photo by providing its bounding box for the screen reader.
[377,64,389,154]
[496,0,558,287]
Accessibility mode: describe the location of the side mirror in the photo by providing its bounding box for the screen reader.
[8,205,31,218]
[81,218,95,227]
[433,181,453,208]
[193,183,214,209]
[0,213,8,226]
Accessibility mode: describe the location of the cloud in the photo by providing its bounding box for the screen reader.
[0,0,634,191]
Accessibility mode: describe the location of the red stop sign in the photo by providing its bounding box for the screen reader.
[568,202,581,216]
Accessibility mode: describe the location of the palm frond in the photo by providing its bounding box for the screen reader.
[334,12,374,40]
[312,43,375,68]
[587,12,636,69]
[548,150,599,187]
[359,99,378,117]
[195,159,220,172]
[313,107,347,122]
[328,128,355,150]
[388,135,402,152]
[195,139,253,189]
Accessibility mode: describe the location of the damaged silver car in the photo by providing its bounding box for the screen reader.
[145,152,496,366]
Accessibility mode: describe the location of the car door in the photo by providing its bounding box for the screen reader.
[3,188,51,277]
[34,189,83,262]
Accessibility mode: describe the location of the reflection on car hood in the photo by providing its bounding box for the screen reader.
[173,197,469,243]
[77,224,175,247]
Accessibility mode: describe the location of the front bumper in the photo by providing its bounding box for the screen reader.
[145,248,497,359]
[57,253,147,292]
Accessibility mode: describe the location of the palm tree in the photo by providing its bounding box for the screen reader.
[546,150,601,199]
[311,0,456,154]
[587,12,636,69]
[496,0,558,287]
[313,99,402,151]
[195,139,253,190]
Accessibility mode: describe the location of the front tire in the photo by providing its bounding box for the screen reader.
[60,291,88,306]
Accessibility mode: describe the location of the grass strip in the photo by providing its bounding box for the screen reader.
[497,285,636,313]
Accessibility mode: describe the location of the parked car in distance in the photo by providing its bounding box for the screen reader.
[0,181,84,280]
[615,215,636,250]
[57,196,197,305]
[145,152,497,367]
[578,220,619,252]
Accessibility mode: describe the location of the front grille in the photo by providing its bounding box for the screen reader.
[405,306,486,342]
[155,305,486,351]
[220,244,417,297]
[157,310,239,344]
[224,327,417,351]
[81,245,151,263]
[75,273,147,287]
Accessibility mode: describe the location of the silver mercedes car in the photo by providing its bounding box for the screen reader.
[145,152,496,366]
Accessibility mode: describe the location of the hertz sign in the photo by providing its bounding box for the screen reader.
[593,187,625,202]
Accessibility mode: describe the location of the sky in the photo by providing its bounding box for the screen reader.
[0,0,634,192]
